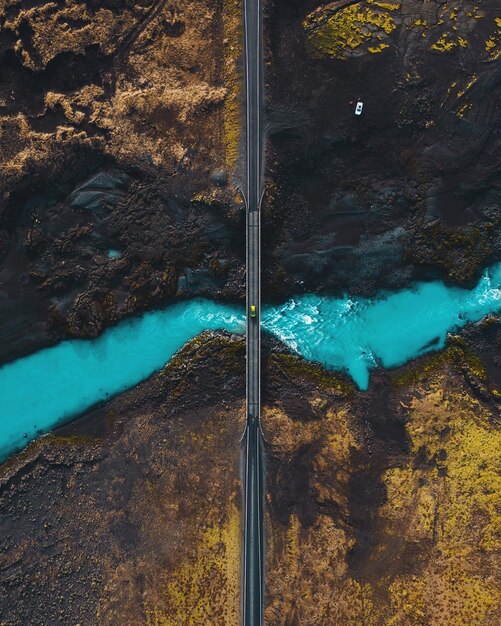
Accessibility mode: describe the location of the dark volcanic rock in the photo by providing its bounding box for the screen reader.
[0,165,245,362]
[210,167,229,186]
[263,0,501,299]
[0,0,246,363]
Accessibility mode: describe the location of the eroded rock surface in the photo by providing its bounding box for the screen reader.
[0,0,245,363]
[263,0,501,299]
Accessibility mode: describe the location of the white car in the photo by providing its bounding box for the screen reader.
[355,101,364,115]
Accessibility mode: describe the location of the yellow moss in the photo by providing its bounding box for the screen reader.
[368,42,390,53]
[483,16,501,59]
[285,514,300,579]
[411,4,497,56]
[144,504,241,625]
[415,484,436,536]
[389,570,498,626]
[456,74,477,98]
[447,80,457,96]
[392,342,489,389]
[350,580,378,625]
[431,33,456,52]
[444,420,501,553]
[382,464,438,542]
[440,569,498,626]
[269,352,354,398]
[367,0,400,10]
[395,378,501,553]
[405,69,420,83]
[304,3,396,60]
[222,0,242,170]
[456,102,471,119]
[304,1,498,61]
[191,188,219,205]
[388,577,427,625]
[380,370,501,623]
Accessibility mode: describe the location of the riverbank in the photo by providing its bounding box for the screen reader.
[1,324,499,624]
[2,264,501,463]
[0,332,245,625]
[0,0,246,365]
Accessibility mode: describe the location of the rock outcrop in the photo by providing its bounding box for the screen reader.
[263,0,501,299]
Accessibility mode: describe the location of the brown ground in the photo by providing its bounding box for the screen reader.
[0,0,245,363]
[263,328,501,625]
[0,332,245,626]
[1,327,499,625]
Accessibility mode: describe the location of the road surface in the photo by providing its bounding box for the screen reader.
[242,0,264,624]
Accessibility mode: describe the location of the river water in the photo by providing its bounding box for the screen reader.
[262,263,501,390]
[0,300,243,462]
[1,263,500,461]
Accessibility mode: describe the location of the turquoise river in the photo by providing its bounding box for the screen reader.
[1,263,500,461]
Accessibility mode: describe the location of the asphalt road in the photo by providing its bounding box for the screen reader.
[242,0,264,624]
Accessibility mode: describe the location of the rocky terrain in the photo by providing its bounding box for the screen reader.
[1,323,499,624]
[0,0,245,363]
[263,0,501,299]
[263,320,501,625]
[0,332,245,625]
[1,0,500,625]
[4,0,500,362]
[2,0,500,359]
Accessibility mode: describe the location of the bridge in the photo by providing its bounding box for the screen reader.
[242,0,264,624]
